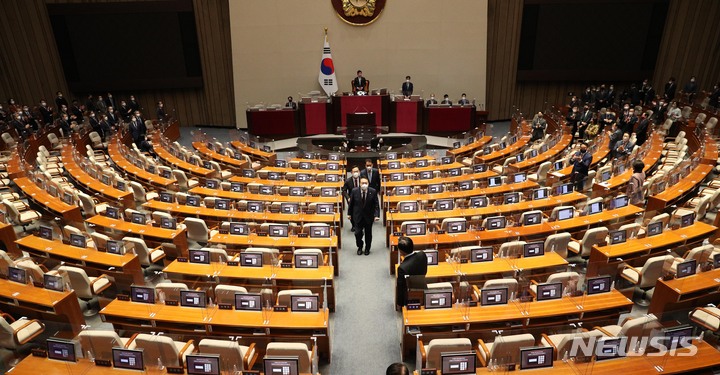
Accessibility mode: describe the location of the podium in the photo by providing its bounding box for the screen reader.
[346,112,376,126]
[299,101,332,135]
[334,94,389,127]
[390,96,423,133]
[246,108,298,138]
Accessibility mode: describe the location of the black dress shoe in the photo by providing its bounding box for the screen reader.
[357,248,363,255]
[364,249,370,256]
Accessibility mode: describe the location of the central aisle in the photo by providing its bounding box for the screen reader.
[321,210,403,374]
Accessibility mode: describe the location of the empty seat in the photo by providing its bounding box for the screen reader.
[689,306,720,333]
[477,334,535,367]
[78,330,136,361]
[265,342,315,374]
[198,339,257,372]
[213,285,248,305]
[133,333,195,367]
[277,289,313,306]
[59,265,112,315]
[0,312,45,350]
[419,337,473,369]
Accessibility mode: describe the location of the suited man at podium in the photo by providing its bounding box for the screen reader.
[401,76,414,97]
[353,70,368,95]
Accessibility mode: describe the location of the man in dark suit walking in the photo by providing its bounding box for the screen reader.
[343,166,361,231]
[401,76,413,98]
[395,236,427,308]
[360,158,381,193]
[348,177,380,256]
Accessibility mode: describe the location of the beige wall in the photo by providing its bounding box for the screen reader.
[229,0,488,128]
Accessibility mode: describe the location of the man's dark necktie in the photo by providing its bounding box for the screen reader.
[362,192,366,206]
[354,178,358,188]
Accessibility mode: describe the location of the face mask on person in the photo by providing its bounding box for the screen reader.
[462,96,466,99]
[366,165,372,170]
[430,96,435,100]
[580,148,587,153]
[360,183,368,191]
[572,109,578,113]
[352,171,359,178]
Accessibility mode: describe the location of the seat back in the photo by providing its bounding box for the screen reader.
[683,244,715,263]
[198,339,247,372]
[498,241,526,258]
[426,338,472,369]
[184,218,210,242]
[546,272,580,293]
[483,279,518,296]
[536,161,551,182]
[129,181,148,203]
[440,217,466,231]
[15,259,45,282]
[0,250,15,276]
[78,330,124,361]
[294,248,325,266]
[519,210,543,226]
[90,232,111,252]
[245,247,279,265]
[266,342,312,374]
[277,289,313,307]
[488,334,536,365]
[619,223,641,238]
[555,330,604,360]
[133,334,182,367]
[544,232,571,259]
[59,265,94,299]
[580,227,609,257]
[155,282,189,302]
[0,316,20,349]
[638,255,674,288]
[172,170,190,189]
[214,285,248,305]
[123,237,152,265]
[76,192,97,216]
[619,314,660,340]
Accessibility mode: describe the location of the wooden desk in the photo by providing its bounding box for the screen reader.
[381,170,498,191]
[380,162,466,176]
[85,215,188,258]
[229,175,343,189]
[649,268,720,320]
[424,105,475,133]
[588,222,717,277]
[162,260,336,311]
[475,132,530,165]
[388,205,644,274]
[100,299,332,361]
[208,233,339,275]
[401,290,632,359]
[192,142,248,172]
[413,340,720,374]
[61,144,134,209]
[446,135,493,159]
[505,133,573,174]
[384,181,540,207]
[230,140,276,163]
[646,164,712,212]
[0,278,84,335]
[188,187,342,205]
[10,356,319,375]
[108,136,176,190]
[153,133,215,179]
[414,252,567,282]
[0,222,19,257]
[142,200,341,225]
[16,235,144,289]
[591,134,663,198]
[246,107,298,138]
[378,155,435,167]
[16,177,83,225]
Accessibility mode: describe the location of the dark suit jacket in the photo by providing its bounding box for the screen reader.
[426,99,437,107]
[353,77,367,92]
[347,187,380,227]
[396,251,428,307]
[402,82,413,97]
[286,101,297,110]
[343,175,361,201]
[458,99,470,105]
[360,167,381,192]
[664,82,676,100]
[571,151,592,176]
[130,120,144,144]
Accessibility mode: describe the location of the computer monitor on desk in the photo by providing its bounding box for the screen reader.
[481,287,508,306]
[112,348,144,370]
[288,187,304,196]
[390,173,403,182]
[676,259,696,278]
[586,275,612,295]
[280,203,299,214]
[714,253,720,269]
[416,159,429,168]
[428,184,443,194]
[440,352,476,375]
[523,211,542,226]
[315,203,334,214]
[186,195,201,207]
[131,286,155,304]
[473,164,487,173]
[47,338,78,362]
[661,325,694,349]
[485,216,506,230]
[555,207,574,221]
[424,291,453,309]
[8,267,26,284]
[295,253,319,268]
[105,206,121,219]
[230,182,243,192]
[470,196,488,208]
[131,212,146,224]
[44,274,64,292]
[520,347,553,370]
[235,293,262,311]
[458,180,473,191]
[205,179,219,189]
[404,222,426,236]
[321,187,336,197]
[609,229,627,245]
[424,250,439,265]
[158,192,173,203]
[532,188,548,200]
[180,290,206,308]
[386,152,397,160]
[268,224,289,237]
[448,168,461,177]
[594,338,624,361]
[523,242,544,257]
[229,222,249,235]
[38,225,53,240]
[556,183,573,195]
[513,172,527,183]
[536,282,563,301]
[436,199,454,211]
[189,249,211,264]
[647,221,664,237]
[240,253,263,267]
[611,195,629,209]
[247,201,263,212]
[215,199,230,210]
[488,176,502,187]
[446,221,467,234]
[586,201,603,215]
[186,354,220,375]
[504,192,520,204]
[471,247,493,263]
[291,295,319,312]
[107,240,124,254]
[69,234,86,248]
[680,212,695,228]
[309,226,330,238]
[264,357,299,375]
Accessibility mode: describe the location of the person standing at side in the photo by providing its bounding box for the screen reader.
[401,76,413,98]
[530,112,547,142]
[626,160,645,206]
[342,166,361,231]
[348,177,379,256]
[360,158,381,193]
[395,236,427,309]
[571,141,592,193]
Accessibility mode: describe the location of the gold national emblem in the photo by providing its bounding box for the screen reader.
[342,0,376,17]
[332,0,385,26]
